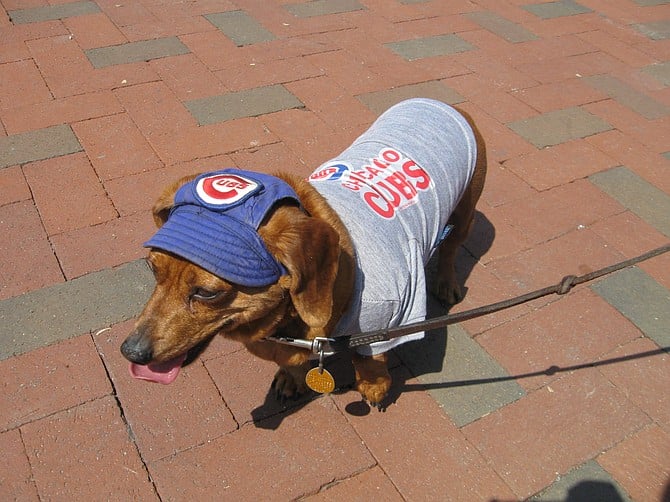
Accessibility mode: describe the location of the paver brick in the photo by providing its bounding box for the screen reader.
[591,266,670,347]
[512,79,606,113]
[0,260,152,360]
[357,80,464,115]
[8,1,100,25]
[585,74,669,119]
[23,153,118,235]
[0,59,52,110]
[396,324,525,426]
[531,460,632,501]
[284,0,365,18]
[72,113,163,181]
[475,288,643,391]
[0,124,83,169]
[216,56,324,93]
[330,366,517,501]
[386,34,476,61]
[150,53,229,100]
[0,429,38,500]
[462,368,650,499]
[466,11,538,43]
[633,20,670,40]
[62,12,127,50]
[205,10,275,46]
[0,165,30,205]
[21,395,157,500]
[590,166,670,237]
[598,425,670,502]
[305,466,403,501]
[85,36,190,68]
[508,106,612,148]
[0,200,63,301]
[94,321,238,462]
[522,0,593,19]
[0,335,111,431]
[642,61,670,86]
[148,397,375,500]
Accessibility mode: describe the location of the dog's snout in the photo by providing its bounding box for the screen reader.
[120,331,154,365]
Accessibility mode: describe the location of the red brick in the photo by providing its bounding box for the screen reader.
[27,34,158,98]
[93,321,237,462]
[516,51,624,84]
[262,108,356,170]
[479,161,535,208]
[597,337,670,428]
[179,30,242,71]
[0,40,31,64]
[0,429,38,500]
[0,165,30,205]
[0,59,52,110]
[640,252,670,291]
[454,102,537,162]
[489,178,623,245]
[23,153,117,235]
[230,142,308,177]
[103,155,232,216]
[73,113,163,181]
[62,12,127,49]
[446,73,537,123]
[512,79,606,112]
[598,425,670,502]
[0,335,111,430]
[584,99,670,154]
[476,288,642,391]
[151,53,228,101]
[303,50,386,95]
[285,75,376,131]
[468,200,533,263]
[21,396,156,500]
[487,227,625,293]
[148,398,375,500]
[50,212,154,279]
[95,0,156,28]
[217,56,324,93]
[462,369,650,499]
[2,90,122,135]
[0,200,63,300]
[329,367,516,501]
[306,466,403,501]
[577,29,657,69]
[590,210,670,259]
[586,129,670,192]
[504,138,616,190]
[459,51,538,92]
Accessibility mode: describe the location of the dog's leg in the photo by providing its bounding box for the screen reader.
[352,352,391,409]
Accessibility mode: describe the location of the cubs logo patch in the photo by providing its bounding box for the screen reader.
[195,173,260,206]
[308,163,350,182]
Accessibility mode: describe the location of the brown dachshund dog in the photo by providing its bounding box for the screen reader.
[121,99,486,408]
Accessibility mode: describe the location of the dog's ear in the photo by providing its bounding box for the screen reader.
[260,207,340,332]
[152,174,199,228]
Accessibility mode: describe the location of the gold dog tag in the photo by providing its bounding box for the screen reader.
[305,367,335,394]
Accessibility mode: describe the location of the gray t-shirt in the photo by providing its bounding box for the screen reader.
[308,98,477,355]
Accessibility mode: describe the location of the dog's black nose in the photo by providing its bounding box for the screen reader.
[120,331,154,365]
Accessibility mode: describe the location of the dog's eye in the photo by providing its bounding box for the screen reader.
[191,288,220,301]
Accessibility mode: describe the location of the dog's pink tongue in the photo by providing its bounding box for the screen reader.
[128,354,187,385]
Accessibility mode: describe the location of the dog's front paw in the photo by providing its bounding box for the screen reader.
[356,378,391,410]
[272,366,308,402]
[434,276,463,306]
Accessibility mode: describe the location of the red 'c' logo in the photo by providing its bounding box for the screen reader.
[196,174,259,205]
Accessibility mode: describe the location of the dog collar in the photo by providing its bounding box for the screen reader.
[144,169,300,287]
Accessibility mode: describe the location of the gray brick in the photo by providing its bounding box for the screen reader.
[385,34,475,61]
[185,85,304,125]
[531,460,632,501]
[466,11,538,43]
[590,166,670,237]
[633,20,670,40]
[9,0,100,25]
[632,0,669,5]
[85,37,190,69]
[522,0,592,19]
[0,125,83,169]
[642,61,670,86]
[591,267,670,347]
[585,75,669,120]
[357,81,464,115]
[205,11,275,47]
[396,324,525,427]
[508,107,612,148]
[0,260,153,361]
[284,0,364,18]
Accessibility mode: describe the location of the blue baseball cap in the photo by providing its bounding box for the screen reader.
[144,169,300,287]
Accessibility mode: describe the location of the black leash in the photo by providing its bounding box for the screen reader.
[342,242,670,349]
[269,243,670,354]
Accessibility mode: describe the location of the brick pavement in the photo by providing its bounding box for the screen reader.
[1,0,669,500]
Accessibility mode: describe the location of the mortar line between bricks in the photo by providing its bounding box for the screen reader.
[326,394,407,500]
[89,331,162,500]
[15,427,40,497]
[201,360,241,431]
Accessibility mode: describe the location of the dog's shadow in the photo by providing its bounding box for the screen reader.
[252,211,495,427]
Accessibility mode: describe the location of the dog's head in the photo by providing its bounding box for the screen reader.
[120,171,341,384]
